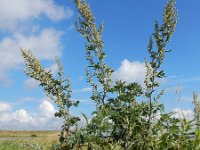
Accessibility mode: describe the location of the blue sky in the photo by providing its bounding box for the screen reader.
[0,0,199,130]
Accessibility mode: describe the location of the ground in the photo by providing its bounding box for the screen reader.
[0,130,60,150]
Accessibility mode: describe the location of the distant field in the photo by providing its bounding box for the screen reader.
[0,130,60,150]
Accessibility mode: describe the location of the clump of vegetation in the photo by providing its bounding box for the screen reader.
[31,134,38,138]
[23,141,42,150]
[21,0,200,149]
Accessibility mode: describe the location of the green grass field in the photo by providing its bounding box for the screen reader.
[0,130,60,150]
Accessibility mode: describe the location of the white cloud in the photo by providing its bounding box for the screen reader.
[13,109,33,123]
[172,108,194,120]
[0,109,32,123]
[0,100,61,130]
[39,100,56,117]
[0,102,12,112]
[18,29,62,59]
[111,59,146,85]
[0,0,73,30]
[0,28,62,85]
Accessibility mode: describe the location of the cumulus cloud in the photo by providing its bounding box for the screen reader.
[18,29,62,59]
[0,28,62,85]
[172,108,194,120]
[0,99,90,130]
[0,102,12,112]
[13,109,33,123]
[39,100,56,117]
[0,0,73,30]
[0,100,61,130]
[111,59,146,85]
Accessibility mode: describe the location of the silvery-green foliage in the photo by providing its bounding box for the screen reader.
[21,0,200,149]
[21,50,80,149]
[23,140,43,150]
[74,0,113,108]
[193,92,200,130]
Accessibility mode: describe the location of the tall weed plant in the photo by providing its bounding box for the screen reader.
[21,0,200,149]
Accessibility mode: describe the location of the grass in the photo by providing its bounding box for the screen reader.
[0,130,60,150]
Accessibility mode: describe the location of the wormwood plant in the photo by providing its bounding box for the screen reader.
[21,51,80,149]
[21,0,200,149]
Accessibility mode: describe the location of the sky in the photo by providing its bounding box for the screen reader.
[0,0,199,130]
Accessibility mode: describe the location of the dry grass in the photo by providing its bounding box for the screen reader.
[0,130,59,137]
[0,130,60,150]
